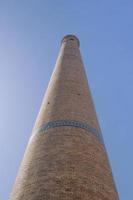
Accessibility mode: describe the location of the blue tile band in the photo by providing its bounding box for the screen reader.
[31,119,104,144]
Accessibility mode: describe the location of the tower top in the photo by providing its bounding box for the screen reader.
[61,34,80,47]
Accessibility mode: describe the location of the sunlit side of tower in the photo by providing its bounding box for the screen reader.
[10,35,119,200]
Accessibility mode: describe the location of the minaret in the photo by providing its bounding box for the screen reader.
[10,35,119,200]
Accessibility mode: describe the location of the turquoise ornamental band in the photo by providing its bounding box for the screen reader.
[32,119,104,144]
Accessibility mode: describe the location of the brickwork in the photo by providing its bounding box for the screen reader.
[10,35,119,199]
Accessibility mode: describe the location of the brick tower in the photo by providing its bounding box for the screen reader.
[10,35,119,199]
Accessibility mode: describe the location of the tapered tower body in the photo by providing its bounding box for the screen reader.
[10,35,119,200]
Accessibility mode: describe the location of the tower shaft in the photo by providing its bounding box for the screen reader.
[10,35,119,200]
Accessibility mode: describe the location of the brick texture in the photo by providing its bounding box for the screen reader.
[10,35,119,200]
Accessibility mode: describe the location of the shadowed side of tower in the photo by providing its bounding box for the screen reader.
[10,35,119,200]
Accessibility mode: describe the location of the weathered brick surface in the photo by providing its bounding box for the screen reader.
[10,35,119,199]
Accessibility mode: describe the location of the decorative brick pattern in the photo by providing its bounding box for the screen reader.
[32,119,104,144]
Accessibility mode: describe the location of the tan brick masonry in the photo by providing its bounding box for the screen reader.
[10,35,119,200]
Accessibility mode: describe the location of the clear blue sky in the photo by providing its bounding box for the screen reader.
[0,1,132,199]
